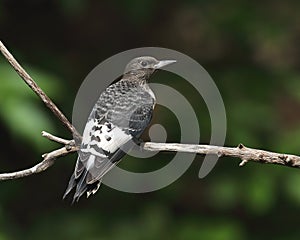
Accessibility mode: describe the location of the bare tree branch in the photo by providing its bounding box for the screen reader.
[0,133,78,181]
[0,40,81,140]
[142,142,300,168]
[1,131,300,181]
[0,40,299,182]
[41,131,74,145]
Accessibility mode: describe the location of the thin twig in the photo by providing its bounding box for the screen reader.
[0,40,81,140]
[0,135,78,180]
[41,131,73,145]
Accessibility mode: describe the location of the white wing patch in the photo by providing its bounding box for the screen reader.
[94,123,132,153]
[82,119,95,144]
[81,119,132,157]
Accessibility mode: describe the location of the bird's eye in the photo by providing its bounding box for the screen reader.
[141,61,147,67]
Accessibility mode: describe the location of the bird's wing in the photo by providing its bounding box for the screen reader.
[80,116,134,181]
[64,115,133,202]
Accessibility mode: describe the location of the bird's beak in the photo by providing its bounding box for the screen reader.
[154,60,177,69]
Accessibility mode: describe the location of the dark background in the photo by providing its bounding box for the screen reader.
[1,0,300,239]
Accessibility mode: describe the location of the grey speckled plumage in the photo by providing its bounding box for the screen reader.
[63,56,176,202]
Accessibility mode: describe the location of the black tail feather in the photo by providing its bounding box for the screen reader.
[63,173,76,199]
[63,170,101,203]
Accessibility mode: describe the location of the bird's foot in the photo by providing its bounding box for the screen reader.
[132,137,144,146]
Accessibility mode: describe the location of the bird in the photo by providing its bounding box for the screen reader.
[63,56,176,202]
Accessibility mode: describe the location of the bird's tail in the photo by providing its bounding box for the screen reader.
[63,169,101,203]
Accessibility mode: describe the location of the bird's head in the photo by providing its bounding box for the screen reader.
[124,56,176,77]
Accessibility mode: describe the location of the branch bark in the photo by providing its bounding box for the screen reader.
[0,136,78,180]
[143,142,300,168]
[0,40,299,182]
[1,131,300,181]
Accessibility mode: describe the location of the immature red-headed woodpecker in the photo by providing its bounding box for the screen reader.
[63,56,176,202]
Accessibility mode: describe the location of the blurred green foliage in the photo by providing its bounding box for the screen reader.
[0,0,300,239]
[0,61,63,150]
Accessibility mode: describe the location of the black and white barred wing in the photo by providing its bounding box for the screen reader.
[80,115,133,179]
[64,115,133,202]
[77,102,154,184]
